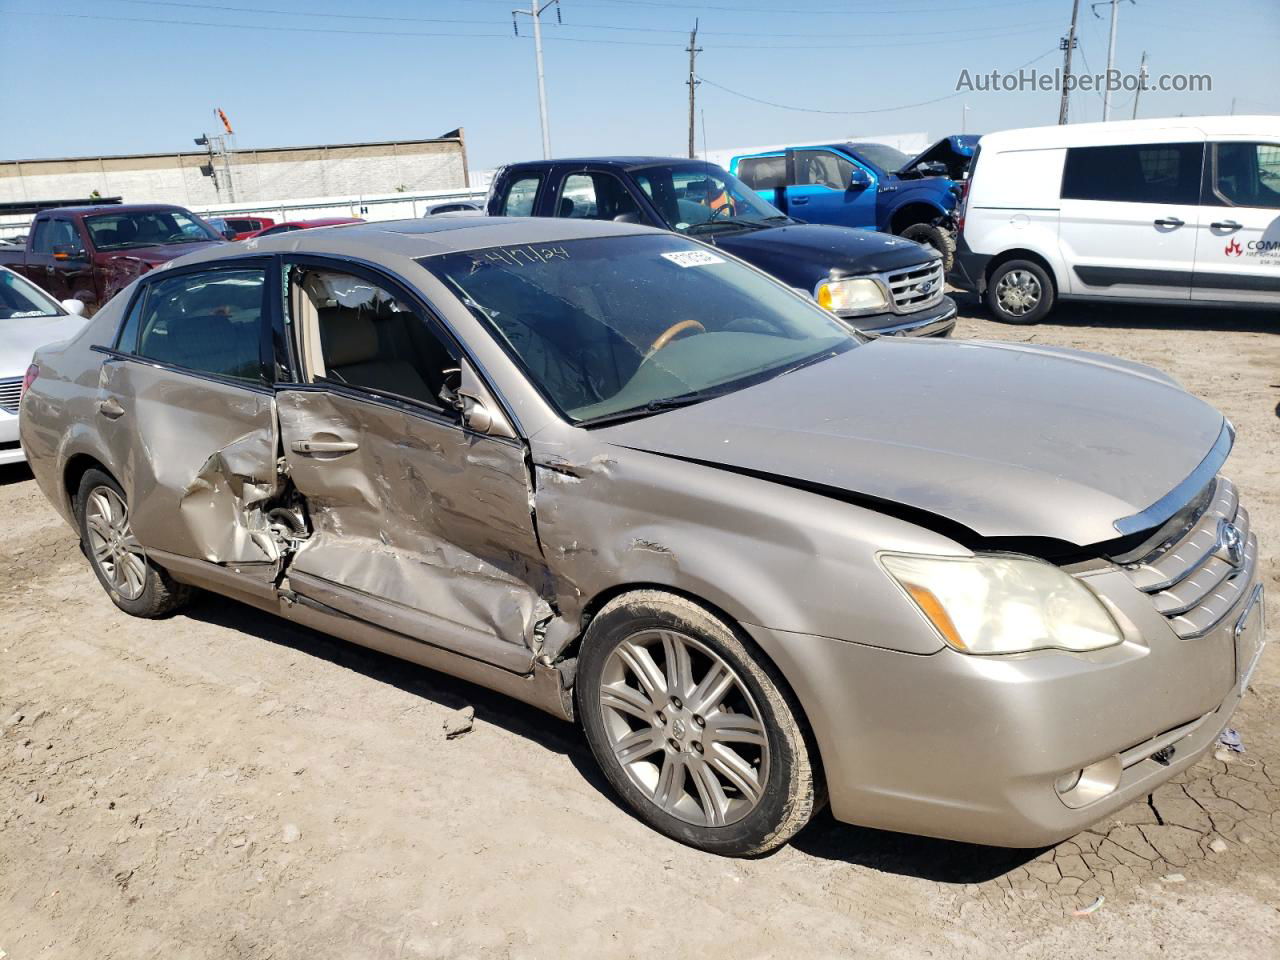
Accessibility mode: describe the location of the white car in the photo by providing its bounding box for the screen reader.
[952,115,1280,323]
[0,266,88,465]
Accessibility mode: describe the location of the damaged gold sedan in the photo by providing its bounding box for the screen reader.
[20,218,1263,856]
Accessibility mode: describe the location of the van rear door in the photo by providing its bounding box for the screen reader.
[1057,137,1204,300]
[1193,139,1280,305]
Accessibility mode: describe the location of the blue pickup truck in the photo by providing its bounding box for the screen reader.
[730,137,975,267]
[486,157,956,338]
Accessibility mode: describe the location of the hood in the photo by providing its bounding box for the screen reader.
[897,135,978,181]
[1,312,90,375]
[711,223,937,287]
[595,337,1226,549]
[107,240,224,266]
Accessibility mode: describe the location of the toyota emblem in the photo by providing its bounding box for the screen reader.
[1218,519,1245,569]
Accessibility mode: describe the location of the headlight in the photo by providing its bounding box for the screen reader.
[880,554,1123,655]
[815,277,888,315]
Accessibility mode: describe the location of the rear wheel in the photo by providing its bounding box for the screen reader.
[76,468,191,618]
[578,590,820,856]
[900,221,956,271]
[984,259,1055,324]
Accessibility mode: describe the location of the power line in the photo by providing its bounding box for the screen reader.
[697,47,1059,116]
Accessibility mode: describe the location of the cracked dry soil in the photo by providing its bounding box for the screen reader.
[1,301,1278,958]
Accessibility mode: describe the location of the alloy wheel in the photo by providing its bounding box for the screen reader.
[598,629,770,827]
[84,485,147,601]
[995,269,1042,317]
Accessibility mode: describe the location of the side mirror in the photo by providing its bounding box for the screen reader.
[220,227,238,240]
[455,362,516,439]
[52,243,86,262]
[60,298,87,317]
[848,168,872,191]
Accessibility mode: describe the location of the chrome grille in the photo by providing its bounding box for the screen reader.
[1120,476,1257,639]
[884,261,945,313]
[0,376,22,415]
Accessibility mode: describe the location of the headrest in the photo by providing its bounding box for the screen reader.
[320,310,380,367]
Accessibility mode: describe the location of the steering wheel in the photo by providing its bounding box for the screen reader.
[645,320,706,359]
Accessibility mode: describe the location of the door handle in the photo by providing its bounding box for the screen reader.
[291,439,359,455]
[1210,220,1242,231]
[1153,217,1185,228]
[791,196,809,205]
[98,398,125,419]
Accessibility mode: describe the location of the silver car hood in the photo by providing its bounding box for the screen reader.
[1,313,89,378]
[595,337,1227,549]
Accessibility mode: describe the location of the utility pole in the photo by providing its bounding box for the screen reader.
[1058,0,1080,124]
[1131,51,1148,119]
[686,19,701,159]
[1094,0,1133,121]
[513,1,560,160]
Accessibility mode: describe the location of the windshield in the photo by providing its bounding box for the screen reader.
[418,234,856,424]
[85,210,220,251]
[848,143,911,173]
[631,163,787,235]
[0,268,62,320]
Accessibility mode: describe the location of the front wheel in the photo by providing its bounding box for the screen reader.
[984,259,1056,324]
[899,222,956,271]
[578,590,821,856]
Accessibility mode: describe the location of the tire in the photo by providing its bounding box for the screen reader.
[75,468,191,618]
[899,221,956,271]
[984,259,1056,324]
[577,590,821,857]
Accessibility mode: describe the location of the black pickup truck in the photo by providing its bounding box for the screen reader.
[487,157,955,337]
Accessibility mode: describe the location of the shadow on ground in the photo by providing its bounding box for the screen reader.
[951,290,1278,335]
[0,463,34,486]
[187,591,1046,883]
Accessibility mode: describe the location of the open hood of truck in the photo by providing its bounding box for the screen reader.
[594,337,1228,551]
[896,135,978,181]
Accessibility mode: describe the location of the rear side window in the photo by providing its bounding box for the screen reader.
[737,156,786,191]
[134,269,268,384]
[1061,142,1203,204]
[1211,142,1280,209]
[558,172,641,221]
[497,175,542,217]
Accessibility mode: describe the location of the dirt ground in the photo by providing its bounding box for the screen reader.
[1,294,1277,960]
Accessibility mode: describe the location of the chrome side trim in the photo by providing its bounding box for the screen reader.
[1113,420,1235,537]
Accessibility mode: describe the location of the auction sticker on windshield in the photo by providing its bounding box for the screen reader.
[661,250,725,268]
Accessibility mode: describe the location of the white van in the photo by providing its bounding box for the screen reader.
[952,116,1280,323]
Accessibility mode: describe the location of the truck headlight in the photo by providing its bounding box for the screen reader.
[880,554,1123,655]
[815,277,888,315]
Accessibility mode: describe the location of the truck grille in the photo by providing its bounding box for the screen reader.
[1119,476,1257,639]
[0,376,22,415]
[885,261,945,313]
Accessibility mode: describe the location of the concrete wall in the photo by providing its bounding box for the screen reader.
[0,137,468,207]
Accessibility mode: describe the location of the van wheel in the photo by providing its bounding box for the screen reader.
[900,222,955,271]
[577,590,821,857]
[76,468,191,618]
[985,259,1055,324]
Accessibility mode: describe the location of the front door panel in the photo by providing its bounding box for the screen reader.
[276,388,551,671]
[784,149,877,228]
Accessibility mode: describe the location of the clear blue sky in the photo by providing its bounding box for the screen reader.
[1,0,1276,171]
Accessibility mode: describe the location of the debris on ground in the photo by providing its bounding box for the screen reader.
[1071,896,1104,917]
[443,706,475,740]
[1218,728,1245,753]
[1161,873,1187,883]
[1209,838,1229,853]
[281,823,301,844]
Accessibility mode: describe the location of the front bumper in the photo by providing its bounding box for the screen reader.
[947,234,991,294]
[743,567,1264,848]
[0,412,24,465]
[845,295,956,338]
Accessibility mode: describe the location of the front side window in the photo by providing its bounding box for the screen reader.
[497,175,542,217]
[1061,142,1203,205]
[794,150,855,191]
[557,172,641,221]
[288,266,456,410]
[134,269,267,383]
[419,234,856,424]
[48,219,82,252]
[0,268,62,319]
[632,163,786,235]
[85,209,220,251]
[1212,142,1280,209]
